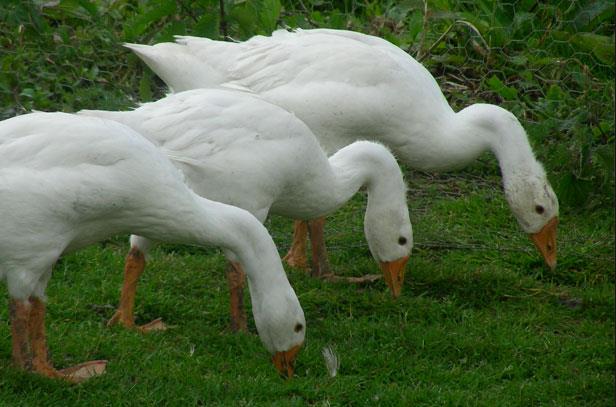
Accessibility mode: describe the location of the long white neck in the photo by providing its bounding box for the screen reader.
[151,194,292,295]
[326,141,407,214]
[274,141,406,220]
[454,104,544,185]
[403,103,543,183]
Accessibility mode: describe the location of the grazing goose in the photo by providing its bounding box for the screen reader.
[124,28,559,270]
[80,88,412,332]
[0,112,304,381]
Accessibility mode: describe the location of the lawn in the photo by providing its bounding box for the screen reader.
[0,1,614,405]
[0,168,612,405]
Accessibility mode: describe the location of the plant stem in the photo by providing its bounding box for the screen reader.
[219,0,228,39]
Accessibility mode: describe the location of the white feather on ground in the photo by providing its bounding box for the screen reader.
[322,346,340,377]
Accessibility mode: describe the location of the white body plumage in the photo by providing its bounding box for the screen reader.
[0,112,305,357]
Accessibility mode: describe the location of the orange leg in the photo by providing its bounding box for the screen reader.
[307,217,331,277]
[9,299,31,370]
[27,297,57,378]
[9,297,106,382]
[226,261,248,333]
[27,297,106,382]
[108,247,166,332]
[282,220,309,269]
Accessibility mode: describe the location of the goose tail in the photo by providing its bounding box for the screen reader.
[123,42,224,91]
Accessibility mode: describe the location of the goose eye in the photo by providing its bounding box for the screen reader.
[535,205,545,214]
[398,236,407,245]
[294,323,303,333]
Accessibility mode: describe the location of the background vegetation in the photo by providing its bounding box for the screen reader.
[0,0,613,405]
[1,0,613,208]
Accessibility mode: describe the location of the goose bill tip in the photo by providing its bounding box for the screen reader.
[379,256,410,298]
[272,344,302,378]
[530,216,558,270]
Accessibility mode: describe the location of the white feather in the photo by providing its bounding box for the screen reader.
[322,346,340,377]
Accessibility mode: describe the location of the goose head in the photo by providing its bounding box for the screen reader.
[364,203,413,298]
[456,104,560,270]
[214,203,306,378]
[503,168,559,270]
[359,146,413,297]
[250,284,305,378]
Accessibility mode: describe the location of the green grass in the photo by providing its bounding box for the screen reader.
[0,166,613,405]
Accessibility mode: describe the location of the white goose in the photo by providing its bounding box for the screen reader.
[79,88,412,332]
[125,28,559,270]
[0,112,305,381]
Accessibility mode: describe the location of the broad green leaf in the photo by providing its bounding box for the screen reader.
[407,9,423,40]
[228,3,258,38]
[486,75,518,100]
[194,13,219,38]
[123,0,177,41]
[257,0,281,33]
[570,32,615,66]
[20,88,35,98]
[326,11,347,29]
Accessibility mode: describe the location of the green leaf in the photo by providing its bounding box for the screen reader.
[431,54,466,66]
[123,0,177,41]
[519,70,533,81]
[326,11,348,29]
[509,55,528,66]
[228,4,258,37]
[570,32,615,66]
[527,55,563,67]
[76,0,98,17]
[407,9,423,40]
[594,144,614,181]
[155,21,187,43]
[257,0,281,33]
[139,71,153,102]
[194,13,219,38]
[546,84,566,101]
[486,75,518,100]
[556,172,593,208]
[572,0,615,31]
[20,88,35,98]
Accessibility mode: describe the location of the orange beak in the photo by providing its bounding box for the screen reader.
[272,344,302,379]
[529,216,558,271]
[379,256,410,298]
